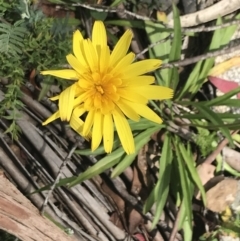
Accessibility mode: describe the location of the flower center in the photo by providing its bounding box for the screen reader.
[95,85,104,94]
[80,71,123,114]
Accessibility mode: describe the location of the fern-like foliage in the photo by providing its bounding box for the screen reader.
[0,20,27,56]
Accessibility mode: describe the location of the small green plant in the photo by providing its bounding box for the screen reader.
[195,128,216,156]
[0,0,79,139]
[200,214,240,241]
[0,20,26,56]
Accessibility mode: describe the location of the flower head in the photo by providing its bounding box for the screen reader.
[41,21,173,154]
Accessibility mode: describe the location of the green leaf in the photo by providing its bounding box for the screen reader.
[217,99,240,107]
[128,118,163,131]
[105,20,145,29]
[153,183,169,227]
[68,148,125,187]
[177,15,239,99]
[188,120,240,130]
[179,143,206,206]
[29,176,77,195]
[110,0,126,7]
[150,134,173,228]
[75,138,120,156]
[143,180,160,214]
[0,21,26,56]
[143,133,172,214]
[145,20,172,86]
[181,211,193,241]
[195,105,233,146]
[111,126,160,177]
[182,112,240,121]
[216,157,240,177]
[38,76,54,101]
[168,4,181,89]
[90,10,108,21]
[196,86,240,107]
[175,141,192,224]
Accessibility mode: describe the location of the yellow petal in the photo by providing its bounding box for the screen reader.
[42,111,60,125]
[116,99,140,121]
[128,85,174,100]
[50,95,60,101]
[91,111,103,151]
[117,89,148,104]
[78,78,92,89]
[110,52,135,76]
[99,46,110,74]
[103,114,114,153]
[84,94,94,110]
[82,39,99,72]
[112,107,135,154]
[70,106,92,139]
[73,105,86,116]
[66,54,86,75]
[72,31,89,68]
[70,107,85,133]
[109,29,133,67]
[123,59,162,78]
[101,98,115,114]
[92,21,107,47]
[73,30,83,60]
[41,69,79,80]
[82,110,95,136]
[122,75,155,86]
[127,102,163,123]
[59,84,76,121]
[73,92,88,108]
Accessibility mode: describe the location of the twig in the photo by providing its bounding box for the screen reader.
[185,19,240,33]
[161,44,240,69]
[168,0,240,27]
[168,205,182,241]
[40,141,79,215]
[72,3,153,21]
[116,3,145,59]
[135,34,172,59]
[72,2,240,33]
[204,130,239,165]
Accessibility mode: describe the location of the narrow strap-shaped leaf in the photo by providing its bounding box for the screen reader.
[175,140,192,224]
[68,147,125,187]
[179,143,206,206]
[128,118,162,131]
[168,4,181,89]
[151,134,173,228]
[195,105,233,146]
[143,133,172,214]
[75,138,120,156]
[111,126,161,177]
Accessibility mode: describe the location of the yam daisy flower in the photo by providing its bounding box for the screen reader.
[41,21,173,154]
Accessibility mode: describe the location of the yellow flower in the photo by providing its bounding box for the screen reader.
[41,21,173,154]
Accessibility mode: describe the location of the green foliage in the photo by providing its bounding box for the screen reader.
[168,4,181,89]
[144,133,173,227]
[194,128,216,156]
[68,126,160,187]
[177,14,240,100]
[200,218,240,241]
[2,2,239,241]
[37,5,240,241]
[0,0,79,138]
[0,20,26,56]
